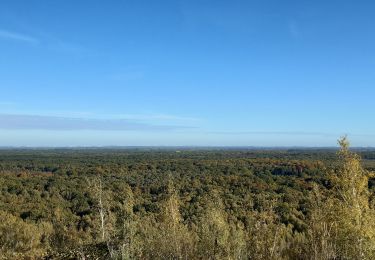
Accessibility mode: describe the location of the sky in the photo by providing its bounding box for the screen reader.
[1,0,375,147]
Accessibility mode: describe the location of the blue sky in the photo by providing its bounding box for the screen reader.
[1,0,375,146]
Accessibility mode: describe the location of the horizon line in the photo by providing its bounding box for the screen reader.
[1,145,374,149]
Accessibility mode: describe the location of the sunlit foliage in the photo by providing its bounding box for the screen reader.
[0,141,374,259]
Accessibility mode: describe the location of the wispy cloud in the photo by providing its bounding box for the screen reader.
[111,71,144,81]
[0,114,193,131]
[0,29,39,44]
[4,110,201,123]
[48,39,92,56]
[0,27,92,56]
[208,131,340,137]
[207,131,375,138]
[0,101,17,106]
[106,113,201,122]
[288,20,300,38]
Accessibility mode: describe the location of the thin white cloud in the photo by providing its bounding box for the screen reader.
[108,113,201,122]
[0,101,17,106]
[0,28,93,56]
[48,39,91,55]
[0,113,194,131]
[0,29,39,44]
[208,131,339,137]
[4,109,201,123]
[111,71,144,81]
[288,20,300,38]
[207,131,375,138]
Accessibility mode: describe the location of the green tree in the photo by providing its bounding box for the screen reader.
[245,199,291,260]
[140,179,195,259]
[0,210,51,259]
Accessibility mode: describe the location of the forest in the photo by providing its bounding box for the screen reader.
[1,137,375,259]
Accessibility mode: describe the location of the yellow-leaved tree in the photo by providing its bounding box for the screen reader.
[332,136,375,259]
[307,136,375,259]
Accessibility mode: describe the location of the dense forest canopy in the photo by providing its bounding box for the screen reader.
[1,139,375,259]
